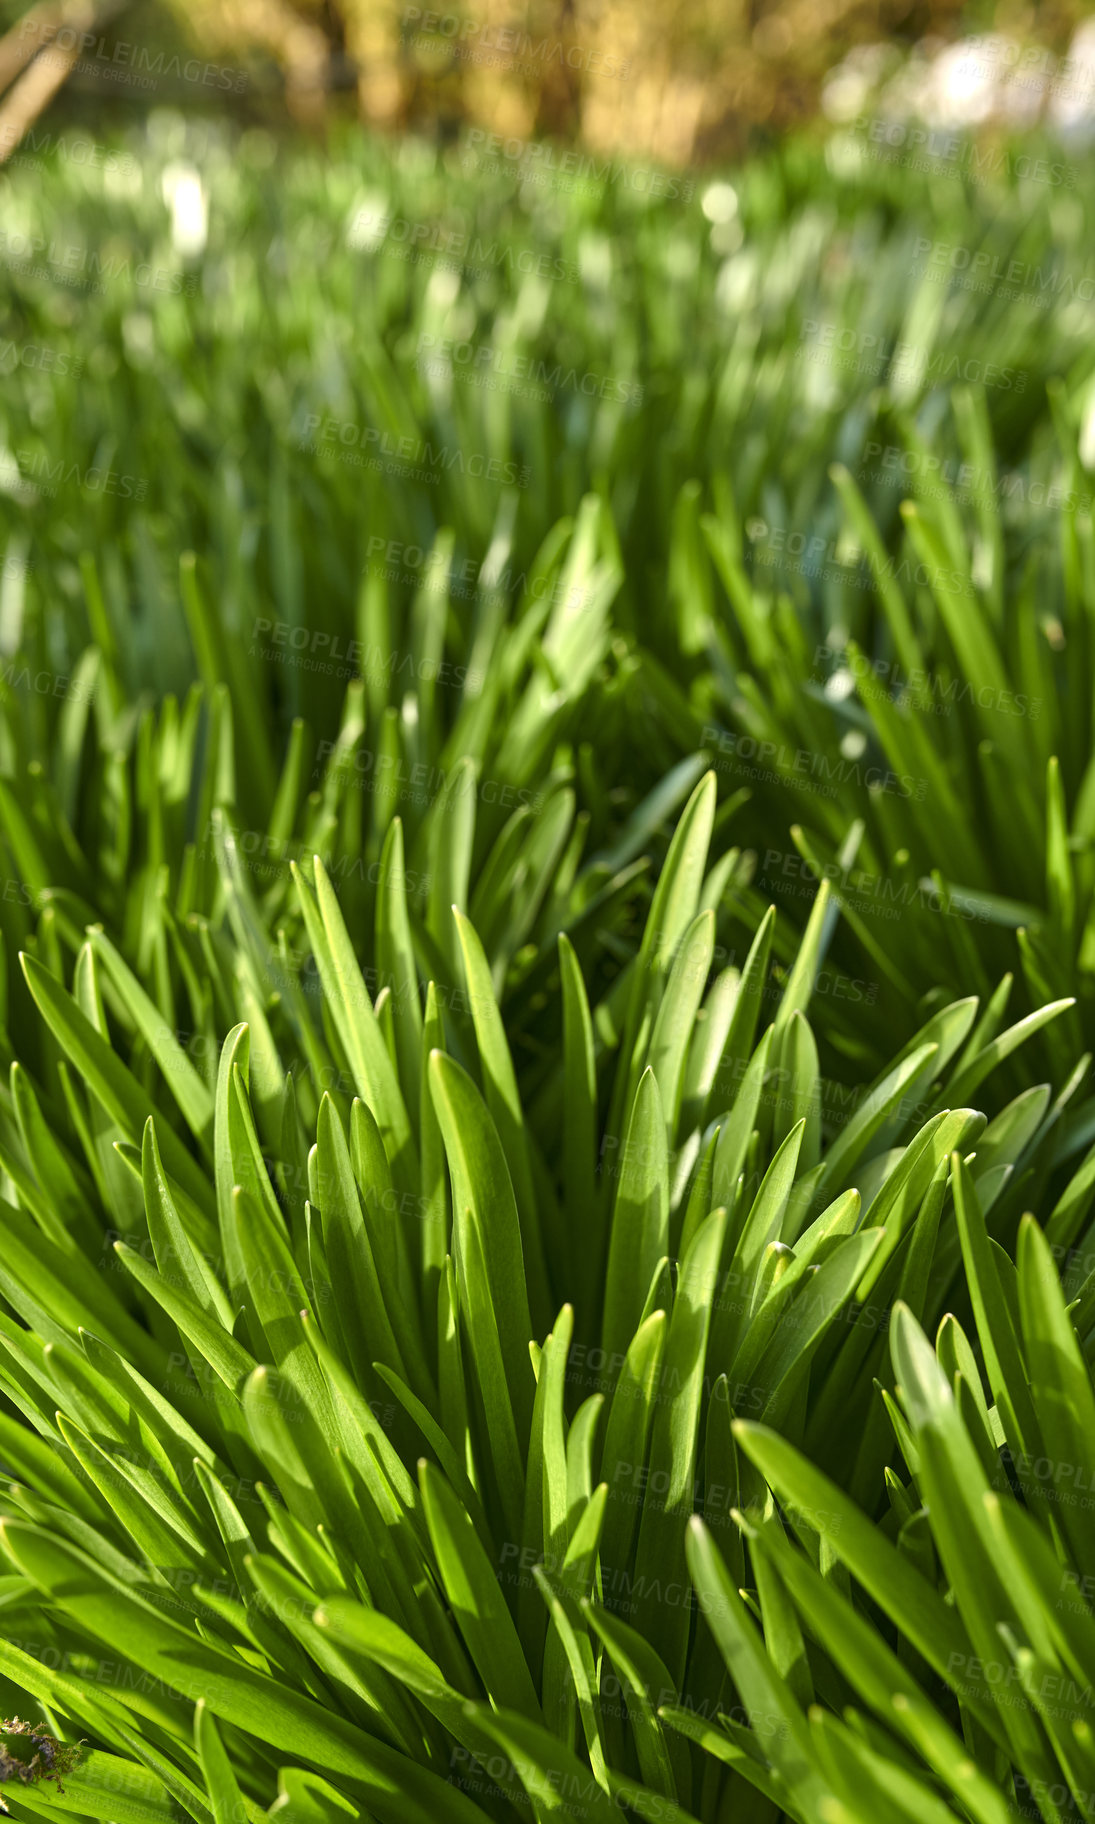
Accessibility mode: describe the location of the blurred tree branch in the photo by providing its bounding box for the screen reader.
[0,0,129,159]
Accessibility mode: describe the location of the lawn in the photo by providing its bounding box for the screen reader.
[0,89,1092,1824]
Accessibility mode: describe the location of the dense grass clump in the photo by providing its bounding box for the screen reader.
[1,111,1095,1824]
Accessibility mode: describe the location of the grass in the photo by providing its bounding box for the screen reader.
[0,104,1093,1824]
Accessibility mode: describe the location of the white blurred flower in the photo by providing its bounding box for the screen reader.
[715,252,757,315]
[825,668,858,704]
[701,182,738,223]
[827,27,1095,141]
[161,161,207,257]
[711,218,743,256]
[1079,383,1095,471]
[923,37,1012,127]
[346,193,389,251]
[425,264,461,310]
[927,36,1047,127]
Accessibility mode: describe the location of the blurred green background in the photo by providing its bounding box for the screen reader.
[0,0,1092,1080]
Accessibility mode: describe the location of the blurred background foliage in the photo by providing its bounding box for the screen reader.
[0,0,1093,160]
[0,0,1091,1081]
